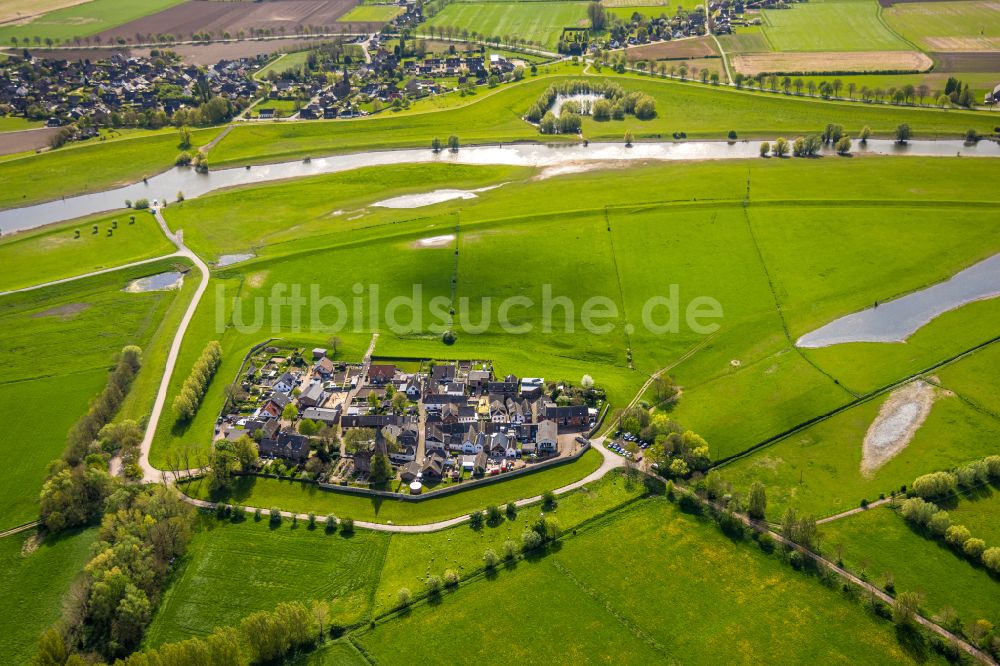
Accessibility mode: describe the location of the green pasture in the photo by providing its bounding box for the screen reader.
[337,5,404,23]
[717,26,772,53]
[0,115,43,132]
[883,1,1000,52]
[0,0,185,43]
[257,52,311,79]
[0,209,174,292]
[719,385,1000,519]
[606,5,671,20]
[761,0,908,52]
[0,126,220,210]
[0,528,98,665]
[372,472,644,614]
[946,489,1000,546]
[359,499,937,664]
[145,514,391,646]
[178,448,604,523]
[936,341,1000,415]
[821,506,1000,630]
[426,2,589,50]
[0,259,189,527]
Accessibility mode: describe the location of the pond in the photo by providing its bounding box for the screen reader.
[216,253,256,267]
[3,140,1000,234]
[796,252,1000,347]
[372,184,506,208]
[551,93,604,117]
[124,271,185,293]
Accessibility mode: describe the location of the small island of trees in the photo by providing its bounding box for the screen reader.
[524,80,657,135]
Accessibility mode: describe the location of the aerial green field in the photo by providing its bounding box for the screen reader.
[606,5,671,20]
[946,489,1000,546]
[0,115,43,132]
[719,382,1000,519]
[0,209,175,292]
[358,499,939,664]
[0,0,186,44]
[883,0,1000,52]
[426,2,589,50]
[820,506,1000,630]
[935,341,1000,415]
[0,528,98,665]
[0,259,190,528]
[761,0,909,52]
[179,449,604,523]
[337,4,404,23]
[256,51,312,79]
[145,515,391,646]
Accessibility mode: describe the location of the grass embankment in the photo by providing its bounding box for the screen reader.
[357,498,938,664]
[0,209,174,291]
[179,448,603,523]
[0,126,220,210]
[0,527,98,665]
[0,258,190,528]
[209,70,999,167]
[821,505,1000,631]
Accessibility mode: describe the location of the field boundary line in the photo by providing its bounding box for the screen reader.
[603,206,634,367]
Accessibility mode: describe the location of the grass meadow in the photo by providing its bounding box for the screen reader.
[820,506,1000,630]
[358,499,938,664]
[945,489,1000,546]
[426,2,589,49]
[0,259,189,528]
[0,0,185,43]
[145,515,391,646]
[337,4,404,23]
[760,0,908,52]
[883,0,1000,52]
[719,383,1000,520]
[179,448,604,523]
[0,527,98,665]
[0,209,175,292]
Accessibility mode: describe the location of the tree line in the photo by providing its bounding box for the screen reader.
[39,345,142,533]
[172,341,223,422]
[524,79,657,136]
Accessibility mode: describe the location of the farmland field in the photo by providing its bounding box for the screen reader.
[761,0,910,52]
[820,506,1000,630]
[425,2,590,50]
[883,0,1000,51]
[358,499,939,664]
[733,50,932,75]
[336,4,403,23]
[0,0,185,43]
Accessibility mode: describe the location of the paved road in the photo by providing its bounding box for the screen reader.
[0,251,181,298]
[138,207,211,483]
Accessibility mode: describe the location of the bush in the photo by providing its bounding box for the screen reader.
[486,504,502,524]
[469,511,484,529]
[340,517,354,534]
[134,198,150,210]
[963,538,987,559]
[483,548,499,569]
[982,547,1000,573]
[307,512,316,529]
[727,130,737,140]
[505,502,517,520]
[541,491,557,510]
[269,507,281,525]
[325,514,337,533]
[425,575,443,595]
[503,539,517,561]
[442,330,457,345]
[521,529,544,552]
[397,587,411,607]
[912,471,957,499]
[443,569,459,587]
[945,524,971,548]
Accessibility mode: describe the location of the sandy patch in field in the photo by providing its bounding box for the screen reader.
[20,533,41,556]
[32,302,90,319]
[733,50,932,75]
[246,270,269,288]
[534,160,636,181]
[861,380,936,476]
[412,234,455,249]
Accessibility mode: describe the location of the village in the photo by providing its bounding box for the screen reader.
[216,346,604,494]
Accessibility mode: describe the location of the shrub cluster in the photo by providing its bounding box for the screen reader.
[524,80,656,135]
[40,485,195,661]
[39,346,142,532]
[173,341,222,421]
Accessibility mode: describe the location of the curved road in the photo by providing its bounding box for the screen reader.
[138,207,211,483]
[187,438,623,534]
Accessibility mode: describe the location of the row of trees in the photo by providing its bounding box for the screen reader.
[617,408,711,478]
[37,485,195,661]
[734,72,981,109]
[911,456,1000,499]
[900,496,999,570]
[172,341,222,422]
[39,345,142,532]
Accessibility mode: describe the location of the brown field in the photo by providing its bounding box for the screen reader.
[94,0,383,42]
[621,36,719,61]
[0,127,60,156]
[933,50,1000,71]
[0,0,89,26]
[733,50,933,75]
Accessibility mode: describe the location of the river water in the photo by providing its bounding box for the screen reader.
[796,252,1000,347]
[3,139,998,234]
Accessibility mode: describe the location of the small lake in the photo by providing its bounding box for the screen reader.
[551,93,604,117]
[372,184,505,208]
[796,252,1000,347]
[124,271,184,293]
[3,140,1000,234]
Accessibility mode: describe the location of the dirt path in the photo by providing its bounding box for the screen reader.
[816,497,893,524]
[138,206,211,483]
[0,520,40,539]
